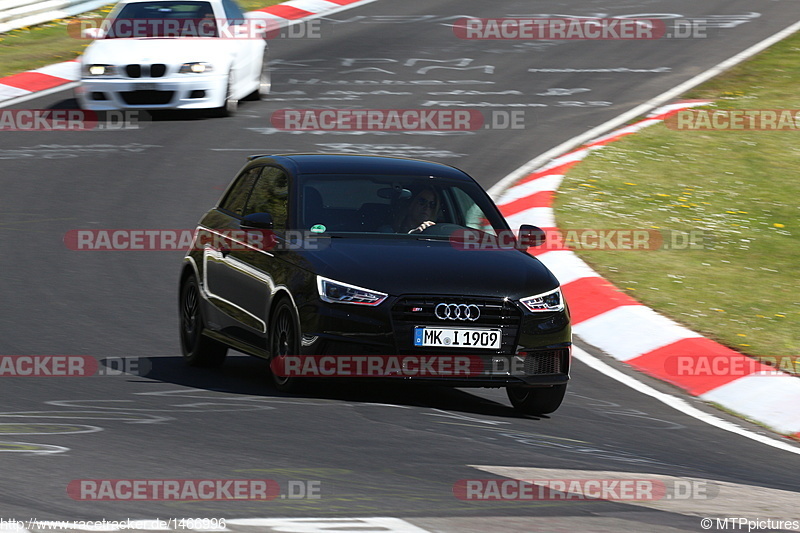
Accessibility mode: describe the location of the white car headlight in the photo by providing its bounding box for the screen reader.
[179,62,214,74]
[520,287,564,312]
[85,64,117,76]
[317,276,388,306]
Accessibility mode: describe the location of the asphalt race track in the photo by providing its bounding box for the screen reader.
[1,0,799,530]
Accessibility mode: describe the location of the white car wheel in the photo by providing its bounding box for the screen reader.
[258,49,271,99]
[213,71,238,117]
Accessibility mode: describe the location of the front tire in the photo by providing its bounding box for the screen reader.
[506,384,566,415]
[269,298,303,392]
[212,71,238,117]
[180,275,228,367]
[257,48,271,99]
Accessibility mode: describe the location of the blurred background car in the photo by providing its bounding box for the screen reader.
[75,0,270,115]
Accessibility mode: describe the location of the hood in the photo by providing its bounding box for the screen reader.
[302,236,560,299]
[82,38,235,66]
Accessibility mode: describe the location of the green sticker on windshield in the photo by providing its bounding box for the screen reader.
[310,224,326,233]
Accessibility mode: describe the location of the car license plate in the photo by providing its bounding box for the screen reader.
[137,83,157,91]
[413,327,501,349]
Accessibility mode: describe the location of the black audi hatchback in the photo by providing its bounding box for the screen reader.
[179,154,571,414]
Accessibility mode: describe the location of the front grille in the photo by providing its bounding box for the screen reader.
[523,349,566,375]
[125,64,167,78]
[391,296,521,354]
[120,90,174,105]
[393,296,515,325]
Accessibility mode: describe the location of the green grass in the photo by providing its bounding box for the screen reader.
[555,32,800,368]
[0,0,284,78]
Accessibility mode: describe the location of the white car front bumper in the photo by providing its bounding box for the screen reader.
[75,74,229,110]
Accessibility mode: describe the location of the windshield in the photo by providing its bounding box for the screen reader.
[107,1,218,38]
[297,174,508,236]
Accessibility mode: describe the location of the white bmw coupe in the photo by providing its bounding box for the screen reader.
[75,0,270,115]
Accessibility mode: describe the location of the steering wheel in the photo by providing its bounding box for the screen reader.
[417,223,464,236]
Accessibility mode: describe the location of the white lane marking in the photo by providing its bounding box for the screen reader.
[470,465,800,522]
[583,119,660,145]
[287,0,343,13]
[0,84,30,99]
[503,206,555,228]
[700,375,800,435]
[279,0,380,24]
[46,399,274,412]
[0,410,171,423]
[0,423,102,435]
[0,441,69,454]
[572,347,800,455]
[0,81,79,109]
[423,409,511,426]
[495,174,564,204]
[135,388,357,407]
[535,251,601,285]
[573,306,702,361]
[487,17,800,199]
[34,61,80,79]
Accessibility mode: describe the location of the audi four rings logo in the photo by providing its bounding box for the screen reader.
[435,303,480,321]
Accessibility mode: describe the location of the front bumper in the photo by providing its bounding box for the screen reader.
[75,74,228,110]
[297,294,572,387]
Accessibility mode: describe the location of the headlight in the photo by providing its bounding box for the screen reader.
[520,287,564,312]
[85,64,116,76]
[179,62,213,74]
[317,276,388,306]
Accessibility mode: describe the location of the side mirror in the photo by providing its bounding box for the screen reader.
[241,212,274,230]
[517,224,546,249]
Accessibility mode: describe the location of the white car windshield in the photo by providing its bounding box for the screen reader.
[107,1,219,38]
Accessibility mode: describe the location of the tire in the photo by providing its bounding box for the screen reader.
[212,71,238,117]
[179,275,228,367]
[269,298,303,392]
[506,384,566,415]
[257,48,271,99]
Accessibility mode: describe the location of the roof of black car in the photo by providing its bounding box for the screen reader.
[248,153,472,180]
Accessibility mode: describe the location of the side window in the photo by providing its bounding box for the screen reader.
[451,187,496,235]
[244,166,289,229]
[222,0,245,23]
[219,166,261,216]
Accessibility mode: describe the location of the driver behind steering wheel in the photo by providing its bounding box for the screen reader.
[394,186,439,234]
